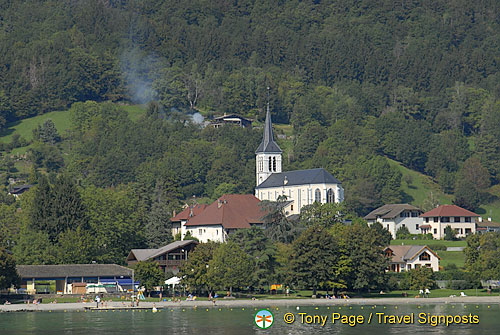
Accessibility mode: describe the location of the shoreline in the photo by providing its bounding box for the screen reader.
[1,296,500,312]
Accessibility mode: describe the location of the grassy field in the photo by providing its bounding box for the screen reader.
[436,251,466,268]
[390,239,467,247]
[386,158,452,208]
[0,104,147,155]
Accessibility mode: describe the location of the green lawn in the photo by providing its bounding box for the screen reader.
[386,158,452,208]
[0,110,72,144]
[435,251,466,268]
[391,239,466,247]
[0,103,147,155]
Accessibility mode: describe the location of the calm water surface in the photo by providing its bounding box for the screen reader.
[1,304,499,334]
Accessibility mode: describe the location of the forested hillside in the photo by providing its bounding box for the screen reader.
[1,0,500,264]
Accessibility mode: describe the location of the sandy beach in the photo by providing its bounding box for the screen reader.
[1,296,500,312]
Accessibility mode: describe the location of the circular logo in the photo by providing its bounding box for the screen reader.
[254,309,274,329]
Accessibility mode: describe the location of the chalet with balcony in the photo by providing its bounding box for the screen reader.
[126,240,198,274]
[384,245,440,272]
[364,204,423,238]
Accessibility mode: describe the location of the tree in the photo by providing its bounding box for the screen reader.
[260,199,301,243]
[290,225,351,296]
[145,198,174,248]
[369,222,392,246]
[409,267,434,291]
[179,242,219,293]
[32,119,60,144]
[133,260,165,296]
[334,223,389,291]
[207,241,253,295]
[299,202,347,228]
[0,248,20,289]
[444,225,457,241]
[231,227,277,288]
[396,226,412,240]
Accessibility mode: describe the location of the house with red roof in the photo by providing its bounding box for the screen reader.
[170,204,207,239]
[420,205,479,239]
[184,194,266,242]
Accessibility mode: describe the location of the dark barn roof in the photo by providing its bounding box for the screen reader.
[17,264,133,279]
[127,240,199,262]
[256,168,340,189]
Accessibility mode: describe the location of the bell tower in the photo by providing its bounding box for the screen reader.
[255,88,282,186]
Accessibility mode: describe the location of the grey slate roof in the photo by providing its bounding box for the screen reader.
[364,204,422,220]
[17,264,133,279]
[128,240,198,262]
[256,168,341,189]
[255,107,282,154]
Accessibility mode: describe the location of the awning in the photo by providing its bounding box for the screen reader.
[117,279,139,286]
[165,277,180,285]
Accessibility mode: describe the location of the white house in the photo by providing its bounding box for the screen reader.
[420,205,478,239]
[183,194,265,242]
[364,204,423,238]
[254,103,343,215]
[384,245,440,272]
[170,204,207,239]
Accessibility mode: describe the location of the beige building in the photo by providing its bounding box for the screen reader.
[420,205,478,239]
[384,245,440,272]
[254,103,343,215]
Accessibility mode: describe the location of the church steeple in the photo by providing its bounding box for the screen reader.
[255,92,282,154]
[255,88,282,186]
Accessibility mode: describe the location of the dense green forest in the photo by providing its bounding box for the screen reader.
[1,0,500,266]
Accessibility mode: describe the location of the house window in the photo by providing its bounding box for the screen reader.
[441,217,450,223]
[314,189,321,202]
[416,224,419,230]
[199,229,203,235]
[291,205,294,211]
[425,217,429,223]
[454,217,461,222]
[411,212,418,217]
[419,252,431,261]
[327,189,334,203]
[400,213,404,218]
[465,228,472,234]
[433,217,438,222]
[402,224,406,227]
[216,230,218,235]
[407,264,411,270]
[465,217,471,223]
[433,228,437,234]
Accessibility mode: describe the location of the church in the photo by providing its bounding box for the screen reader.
[255,105,344,215]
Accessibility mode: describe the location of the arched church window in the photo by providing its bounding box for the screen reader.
[327,189,335,203]
[273,157,276,172]
[314,189,321,203]
[269,157,272,172]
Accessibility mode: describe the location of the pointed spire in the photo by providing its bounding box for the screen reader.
[256,87,282,154]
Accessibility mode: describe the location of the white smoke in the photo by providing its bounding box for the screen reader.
[120,48,159,104]
[190,112,204,124]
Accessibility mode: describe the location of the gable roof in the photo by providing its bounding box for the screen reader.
[17,264,133,279]
[385,245,440,263]
[420,205,479,218]
[255,107,282,154]
[185,194,265,229]
[171,204,207,222]
[256,168,341,189]
[364,204,422,220]
[127,240,199,262]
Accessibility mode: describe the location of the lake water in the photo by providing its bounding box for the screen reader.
[1,304,499,334]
